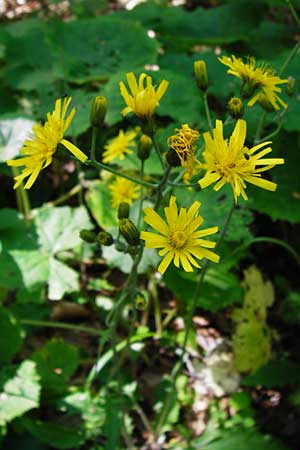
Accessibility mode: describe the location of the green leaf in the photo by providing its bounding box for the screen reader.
[32,338,79,393]
[23,419,85,449]
[0,360,40,425]
[0,307,23,365]
[242,359,300,388]
[0,117,35,162]
[85,180,118,230]
[48,258,79,301]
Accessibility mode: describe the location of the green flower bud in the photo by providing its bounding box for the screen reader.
[97,231,114,246]
[227,96,244,119]
[138,135,153,160]
[115,241,127,252]
[90,96,107,128]
[79,229,97,243]
[119,218,140,246]
[194,60,208,92]
[134,292,149,311]
[166,148,181,167]
[286,76,296,96]
[118,202,130,219]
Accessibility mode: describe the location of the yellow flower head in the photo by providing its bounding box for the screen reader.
[120,72,169,119]
[198,119,285,202]
[102,129,138,164]
[141,196,219,275]
[219,55,288,110]
[109,177,140,209]
[7,97,88,189]
[167,124,201,183]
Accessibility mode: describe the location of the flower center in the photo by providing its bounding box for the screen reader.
[170,230,187,249]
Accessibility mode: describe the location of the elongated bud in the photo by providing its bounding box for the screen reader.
[194,60,208,92]
[138,135,153,160]
[118,202,130,219]
[119,218,140,246]
[79,229,97,243]
[285,76,295,96]
[166,148,181,167]
[90,96,107,128]
[227,97,244,119]
[97,231,114,246]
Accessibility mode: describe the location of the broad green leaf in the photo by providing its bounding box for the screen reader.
[0,117,35,162]
[23,419,85,449]
[48,258,79,301]
[32,338,78,393]
[0,307,23,365]
[242,359,300,388]
[85,180,118,229]
[0,360,40,425]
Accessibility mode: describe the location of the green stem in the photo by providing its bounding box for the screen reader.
[90,127,98,162]
[20,319,101,336]
[154,165,171,211]
[12,167,31,220]
[203,92,213,133]
[47,184,81,206]
[286,0,300,28]
[254,111,267,144]
[155,200,236,440]
[86,159,157,189]
[137,159,145,229]
[152,134,165,170]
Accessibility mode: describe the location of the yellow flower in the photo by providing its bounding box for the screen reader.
[119,72,169,119]
[198,119,285,202]
[219,55,288,110]
[7,97,87,189]
[141,196,219,275]
[109,177,140,208]
[167,124,201,183]
[102,129,138,164]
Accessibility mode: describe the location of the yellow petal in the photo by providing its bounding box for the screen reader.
[60,139,88,163]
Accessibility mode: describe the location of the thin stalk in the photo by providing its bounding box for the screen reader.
[20,318,101,336]
[86,159,157,189]
[12,167,31,220]
[152,134,165,170]
[137,159,145,229]
[286,0,300,28]
[154,166,171,211]
[155,200,236,440]
[279,39,300,76]
[90,127,98,162]
[203,92,213,133]
[47,184,81,206]
[254,111,267,144]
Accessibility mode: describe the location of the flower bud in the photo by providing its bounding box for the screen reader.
[166,148,181,167]
[97,231,114,246]
[194,60,208,92]
[119,218,140,246]
[134,292,149,311]
[79,229,97,243]
[90,96,107,128]
[227,97,244,119]
[285,76,295,96]
[138,135,153,160]
[118,202,130,219]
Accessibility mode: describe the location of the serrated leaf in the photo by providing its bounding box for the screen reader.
[48,258,79,301]
[0,360,40,425]
[32,338,78,393]
[23,419,85,449]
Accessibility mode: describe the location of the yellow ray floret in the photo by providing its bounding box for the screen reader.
[198,119,284,202]
[7,97,88,189]
[102,129,138,164]
[119,72,169,119]
[141,196,219,275]
[109,177,140,208]
[219,55,287,110]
